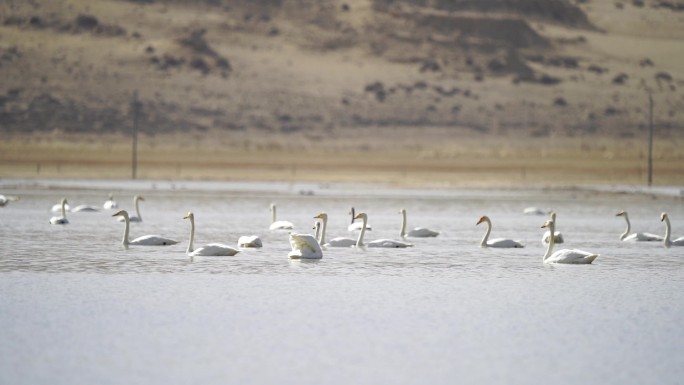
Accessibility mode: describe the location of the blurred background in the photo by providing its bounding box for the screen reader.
[0,0,682,186]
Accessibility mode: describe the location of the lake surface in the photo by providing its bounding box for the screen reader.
[1,180,683,385]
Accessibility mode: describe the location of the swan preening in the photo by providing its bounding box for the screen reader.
[238,235,263,248]
[542,212,564,244]
[184,212,239,256]
[541,219,598,264]
[112,210,178,246]
[399,208,439,238]
[314,212,357,247]
[49,198,69,225]
[288,233,323,259]
[117,196,144,222]
[269,203,294,230]
[476,216,524,248]
[354,212,413,248]
[660,213,684,247]
[348,207,372,231]
[103,193,118,210]
[0,194,19,207]
[616,210,663,242]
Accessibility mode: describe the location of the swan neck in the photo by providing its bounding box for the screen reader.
[134,198,142,220]
[356,216,367,247]
[122,214,130,245]
[480,218,492,247]
[271,206,276,223]
[400,211,407,238]
[620,214,631,240]
[61,200,67,218]
[350,208,355,224]
[664,216,671,247]
[187,217,195,253]
[320,216,327,245]
[543,221,556,261]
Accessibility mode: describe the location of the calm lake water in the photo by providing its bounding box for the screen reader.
[1,180,682,385]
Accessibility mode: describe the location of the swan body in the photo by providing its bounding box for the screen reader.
[314,212,357,247]
[661,213,684,247]
[103,193,118,210]
[354,213,413,248]
[0,194,19,207]
[288,233,323,259]
[524,207,549,215]
[542,212,564,244]
[237,235,263,248]
[72,205,99,212]
[112,210,178,246]
[184,212,239,256]
[51,202,70,212]
[617,211,663,242]
[348,207,372,231]
[116,196,144,222]
[269,203,294,230]
[476,216,524,248]
[541,219,598,264]
[49,198,69,225]
[399,208,439,238]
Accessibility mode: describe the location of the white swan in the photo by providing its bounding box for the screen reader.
[72,204,99,212]
[269,203,294,230]
[616,210,663,242]
[49,198,69,225]
[51,201,70,212]
[314,212,356,247]
[524,207,549,215]
[103,193,118,210]
[399,208,439,238]
[112,210,178,246]
[237,235,263,248]
[542,212,564,244]
[476,216,524,248]
[354,212,413,248]
[288,233,323,259]
[116,195,144,222]
[541,219,598,264]
[0,194,19,207]
[184,212,239,256]
[660,212,684,247]
[348,207,372,231]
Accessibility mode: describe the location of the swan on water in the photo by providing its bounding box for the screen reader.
[354,212,413,248]
[103,193,118,210]
[616,210,663,241]
[49,198,69,225]
[184,212,239,256]
[269,203,294,230]
[476,216,524,248]
[237,235,263,248]
[116,195,144,222]
[541,219,598,264]
[660,212,684,247]
[523,207,549,216]
[399,208,439,238]
[51,201,70,212]
[314,212,356,247]
[72,204,99,212]
[0,194,19,207]
[542,212,564,244]
[348,207,372,231]
[288,232,323,259]
[112,210,178,246]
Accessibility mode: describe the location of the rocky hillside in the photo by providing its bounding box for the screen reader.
[1,0,683,143]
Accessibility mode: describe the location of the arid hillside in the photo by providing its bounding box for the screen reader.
[0,0,683,185]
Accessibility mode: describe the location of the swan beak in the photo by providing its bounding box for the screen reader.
[616,211,624,216]
[139,197,145,201]
[112,210,122,217]
[353,213,364,220]
[476,217,485,225]
[183,212,192,219]
[541,220,551,228]
[661,213,666,222]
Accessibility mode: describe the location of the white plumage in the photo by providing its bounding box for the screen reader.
[184,212,239,256]
[49,198,69,225]
[269,203,294,230]
[288,233,323,259]
[476,215,524,248]
[112,210,178,246]
[616,210,663,242]
[399,208,439,238]
[541,219,598,264]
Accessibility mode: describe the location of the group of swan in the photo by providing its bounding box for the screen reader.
[616,210,663,242]
[112,210,178,246]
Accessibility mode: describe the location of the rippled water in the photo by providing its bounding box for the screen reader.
[1,181,682,385]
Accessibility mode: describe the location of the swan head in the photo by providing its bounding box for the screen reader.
[541,220,553,229]
[661,212,668,222]
[183,212,194,220]
[616,210,626,217]
[61,198,68,205]
[476,216,489,226]
[550,212,557,220]
[353,212,367,221]
[112,210,128,219]
[314,212,328,220]
[134,195,145,202]
[399,208,406,214]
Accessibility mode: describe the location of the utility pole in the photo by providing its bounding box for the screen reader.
[647,93,653,186]
[131,91,140,180]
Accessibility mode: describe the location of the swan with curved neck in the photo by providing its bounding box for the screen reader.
[112,210,178,246]
[116,195,144,222]
[269,203,294,230]
[183,212,239,256]
[49,198,69,225]
[103,193,118,210]
[541,219,598,264]
[348,207,372,231]
[542,212,564,244]
[399,208,439,238]
[475,216,523,248]
[354,213,413,248]
[314,212,356,247]
[617,210,663,241]
[660,212,684,247]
